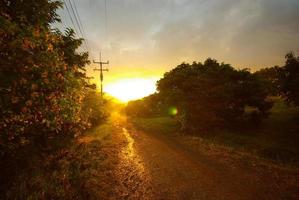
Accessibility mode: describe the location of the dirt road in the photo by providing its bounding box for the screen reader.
[108,113,299,200]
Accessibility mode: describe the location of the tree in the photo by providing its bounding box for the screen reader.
[126,93,166,117]
[81,89,108,126]
[157,59,273,132]
[0,0,90,156]
[279,52,299,106]
[254,66,280,96]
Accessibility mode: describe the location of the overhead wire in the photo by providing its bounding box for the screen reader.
[104,0,108,40]
[63,0,109,59]
[102,0,108,59]
[62,0,89,52]
[71,0,90,52]
[67,0,89,51]
[63,0,79,37]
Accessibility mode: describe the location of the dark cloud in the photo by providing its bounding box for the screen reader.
[58,0,299,74]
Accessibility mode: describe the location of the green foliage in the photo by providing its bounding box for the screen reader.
[279,52,299,106]
[0,1,105,195]
[81,89,109,127]
[132,99,299,165]
[157,59,273,132]
[254,52,299,107]
[0,0,92,156]
[5,126,116,200]
[254,66,281,96]
[126,93,167,117]
[131,117,180,136]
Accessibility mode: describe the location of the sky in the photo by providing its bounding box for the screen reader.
[56,0,299,100]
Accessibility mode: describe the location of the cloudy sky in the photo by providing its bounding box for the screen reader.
[57,0,299,85]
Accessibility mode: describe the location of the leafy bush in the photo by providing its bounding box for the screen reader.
[255,53,299,107]
[156,59,273,132]
[0,0,91,156]
[0,0,104,194]
[126,93,167,117]
[279,52,299,106]
[81,89,109,127]
[254,66,281,96]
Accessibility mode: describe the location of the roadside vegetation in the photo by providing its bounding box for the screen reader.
[1,0,299,198]
[131,99,299,165]
[127,54,299,166]
[0,1,110,198]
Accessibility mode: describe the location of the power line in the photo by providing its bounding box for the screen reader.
[72,0,87,39]
[71,0,90,52]
[63,0,89,52]
[92,0,111,94]
[101,0,109,60]
[67,0,88,51]
[59,11,68,31]
[104,0,108,41]
[63,0,79,36]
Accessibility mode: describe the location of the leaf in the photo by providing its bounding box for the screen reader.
[43,78,50,84]
[22,38,35,50]
[11,96,19,104]
[25,100,33,107]
[31,84,38,90]
[31,92,39,98]
[47,44,53,52]
[41,71,48,78]
[33,27,40,37]
[21,107,27,113]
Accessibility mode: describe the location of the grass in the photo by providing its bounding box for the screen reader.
[3,123,118,200]
[131,116,180,136]
[130,100,299,166]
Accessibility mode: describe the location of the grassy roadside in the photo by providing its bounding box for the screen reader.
[130,100,299,167]
[4,122,122,200]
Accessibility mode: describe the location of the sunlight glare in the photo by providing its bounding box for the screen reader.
[104,78,157,102]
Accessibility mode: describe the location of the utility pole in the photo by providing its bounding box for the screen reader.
[93,52,109,96]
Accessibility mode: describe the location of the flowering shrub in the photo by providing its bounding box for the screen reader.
[0,0,91,156]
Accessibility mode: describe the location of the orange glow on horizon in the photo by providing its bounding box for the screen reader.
[103,78,158,102]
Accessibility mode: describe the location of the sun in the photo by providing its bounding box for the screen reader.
[104,78,157,102]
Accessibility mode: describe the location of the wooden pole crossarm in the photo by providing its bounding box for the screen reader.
[94,68,109,71]
[92,53,109,96]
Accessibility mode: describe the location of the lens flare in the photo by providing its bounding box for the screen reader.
[169,107,178,116]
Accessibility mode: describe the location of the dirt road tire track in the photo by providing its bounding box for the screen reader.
[123,124,299,200]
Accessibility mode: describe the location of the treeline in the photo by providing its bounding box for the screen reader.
[0,0,107,195]
[127,53,299,132]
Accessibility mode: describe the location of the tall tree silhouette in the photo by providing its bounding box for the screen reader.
[157,59,272,132]
[279,52,299,106]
